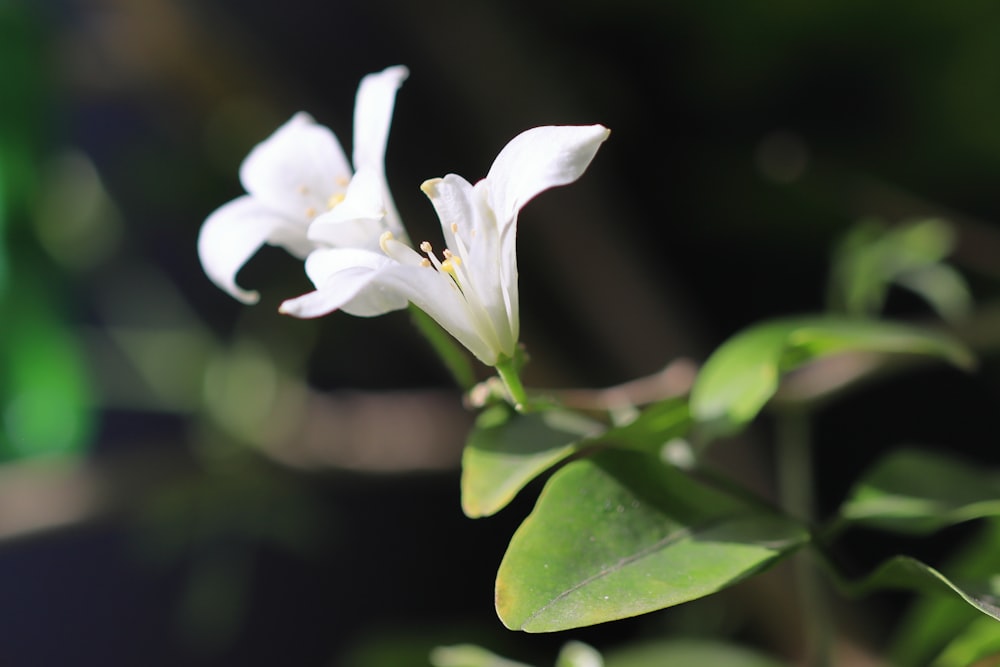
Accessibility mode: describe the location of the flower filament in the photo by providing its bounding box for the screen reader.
[379,232,471,290]
[418,238,470,291]
[378,228,505,353]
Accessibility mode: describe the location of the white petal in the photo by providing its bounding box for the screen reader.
[340,282,410,317]
[267,220,317,259]
[421,176,515,357]
[307,167,387,250]
[421,176,499,283]
[308,216,388,252]
[352,66,409,171]
[285,245,501,364]
[278,278,369,319]
[486,124,610,226]
[303,247,391,290]
[239,112,352,220]
[315,243,501,363]
[279,248,395,318]
[498,218,520,348]
[198,195,293,304]
[306,248,409,316]
[353,66,409,240]
[420,175,479,245]
[373,265,501,364]
[379,236,427,267]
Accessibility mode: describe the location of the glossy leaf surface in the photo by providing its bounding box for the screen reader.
[496,449,808,632]
[462,398,689,518]
[844,555,1000,623]
[597,398,690,455]
[690,317,973,436]
[889,522,1000,667]
[462,406,604,518]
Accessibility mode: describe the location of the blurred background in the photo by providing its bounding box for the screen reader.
[4,0,1000,665]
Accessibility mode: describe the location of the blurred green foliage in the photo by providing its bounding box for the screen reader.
[0,2,93,460]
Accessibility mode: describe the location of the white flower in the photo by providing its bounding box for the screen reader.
[278,124,611,366]
[198,65,409,304]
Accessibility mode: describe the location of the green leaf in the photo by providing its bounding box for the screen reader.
[889,521,1000,667]
[461,406,604,518]
[841,555,1000,623]
[689,317,973,437]
[430,644,535,667]
[892,596,985,667]
[833,551,1000,663]
[838,449,1000,534]
[828,218,971,321]
[894,263,972,324]
[495,449,808,632]
[462,398,690,518]
[604,639,786,667]
[930,616,1000,667]
[597,398,691,455]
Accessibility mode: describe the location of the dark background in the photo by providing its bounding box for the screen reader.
[2,0,1000,665]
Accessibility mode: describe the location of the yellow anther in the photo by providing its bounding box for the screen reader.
[327,193,345,209]
[450,256,462,266]
[420,258,431,268]
[336,175,350,187]
[420,241,433,254]
[451,223,459,233]
[441,259,457,274]
[379,231,394,253]
[305,207,317,218]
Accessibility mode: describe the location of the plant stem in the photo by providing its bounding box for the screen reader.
[776,409,831,667]
[495,357,529,411]
[777,409,813,522]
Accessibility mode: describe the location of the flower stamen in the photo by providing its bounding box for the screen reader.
[327,193,345,209]
[415,241,467,285]
[449,224,473,265]
[379,231,395,253]
[419,241,447,273]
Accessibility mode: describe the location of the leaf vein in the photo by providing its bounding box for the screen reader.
[519,517,734,628]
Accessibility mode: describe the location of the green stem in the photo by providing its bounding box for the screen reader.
[777,410,813,522]
[776,409,831,667]
[495,357,529,411]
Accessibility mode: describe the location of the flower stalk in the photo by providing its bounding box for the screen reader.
[494,356,529,411]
